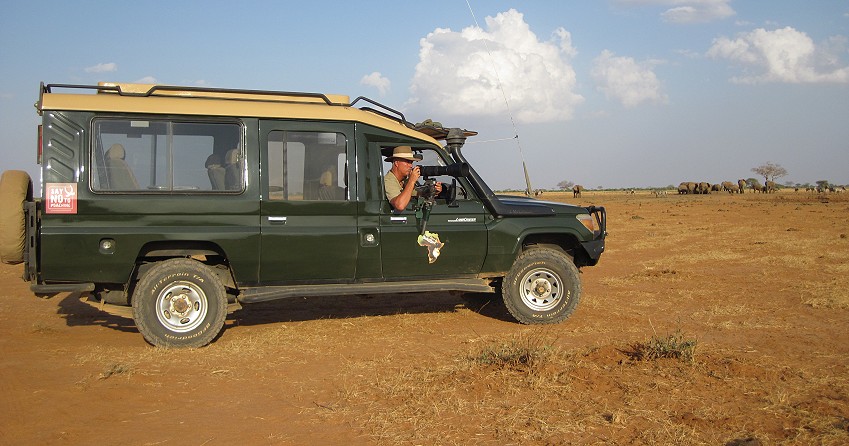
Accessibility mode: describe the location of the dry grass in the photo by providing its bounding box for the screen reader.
[5,190,849,445]
[98,362,132,380]
[624,330,698,363]
[335,332,588,444]
[802,276,849,309]
[331,333,849,445]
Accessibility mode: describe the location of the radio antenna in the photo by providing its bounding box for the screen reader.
[464,0,534,195]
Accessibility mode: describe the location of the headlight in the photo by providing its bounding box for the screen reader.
[576,214,599,236]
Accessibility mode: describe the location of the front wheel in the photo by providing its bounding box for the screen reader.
[132,258,227,348]
[502,247,581,324]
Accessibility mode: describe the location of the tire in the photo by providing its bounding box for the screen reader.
[132,258,227,348]
[502,247,581,324]
[0,170,33,265]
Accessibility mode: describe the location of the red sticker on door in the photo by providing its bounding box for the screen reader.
[45,183,78,214]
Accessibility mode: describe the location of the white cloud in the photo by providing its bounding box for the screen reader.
[360,72,391,96]
[591,50,667,107]
[84,62,117,73]
[134,76,158,84]
[662,1,734,23]
[616,0,735,24]
[674,48,701,59]
[408,9,583,123]
[707,27,849,84]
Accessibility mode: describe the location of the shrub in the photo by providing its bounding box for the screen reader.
[625,330,697,363]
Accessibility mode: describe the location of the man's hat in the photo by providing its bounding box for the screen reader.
[386,146,422,162]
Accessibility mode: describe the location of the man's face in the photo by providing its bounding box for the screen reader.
[394,158,414,176]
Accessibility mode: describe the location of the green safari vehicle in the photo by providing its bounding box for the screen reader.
[0,82,606,347]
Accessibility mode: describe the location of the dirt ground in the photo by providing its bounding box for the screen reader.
[1,190,847,445]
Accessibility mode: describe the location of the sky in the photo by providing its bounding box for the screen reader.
[2,0,848,191]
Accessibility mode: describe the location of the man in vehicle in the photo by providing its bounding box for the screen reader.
[383,146,442,212]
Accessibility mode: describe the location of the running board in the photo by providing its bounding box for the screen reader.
[238,278,494,304]
[31,282,95,297]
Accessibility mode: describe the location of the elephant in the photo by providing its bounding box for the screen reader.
[711,183,722,192]
[765,181,777,193]
[572,185,584,198]
[678,182,698,194]
[697,182,711,194]
[738,179,746,194]
[721,181,740,194]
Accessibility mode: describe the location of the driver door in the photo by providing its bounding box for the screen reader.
[378,147,487,278]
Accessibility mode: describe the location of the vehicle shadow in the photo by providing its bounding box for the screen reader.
[55,292,138,333]
[52,291,515,333]
[230,291,514,326]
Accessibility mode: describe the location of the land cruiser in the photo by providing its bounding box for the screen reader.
[0,82,606,347]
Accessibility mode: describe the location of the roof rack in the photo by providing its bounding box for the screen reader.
[42,82,349,106]
[39,82,422,127]
[350,96,413,129]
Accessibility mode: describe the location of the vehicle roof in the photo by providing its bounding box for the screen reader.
[37,82,442,146]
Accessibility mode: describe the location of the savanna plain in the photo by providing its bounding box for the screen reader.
[1,190,847,445]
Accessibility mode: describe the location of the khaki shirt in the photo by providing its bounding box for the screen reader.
[384,171,417,202]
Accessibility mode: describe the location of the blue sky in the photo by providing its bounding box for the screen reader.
[2,0,848,191]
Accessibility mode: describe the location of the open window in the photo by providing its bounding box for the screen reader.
[381,145,471,211]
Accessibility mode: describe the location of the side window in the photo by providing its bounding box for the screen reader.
[91,119,242,192]
[267,131,347,201]
[417,148,473,201]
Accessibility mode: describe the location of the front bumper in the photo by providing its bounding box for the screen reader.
[581,205,606,264]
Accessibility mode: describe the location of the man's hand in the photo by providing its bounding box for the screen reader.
[408,166,421,184]
[434,181,443,194]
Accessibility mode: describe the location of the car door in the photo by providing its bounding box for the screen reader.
[378,146,488,278]
[258,121,358,283]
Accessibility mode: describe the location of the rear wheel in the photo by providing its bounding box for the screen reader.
[132,258,227,348]
[0,170,33,264]
[502,247,581,324]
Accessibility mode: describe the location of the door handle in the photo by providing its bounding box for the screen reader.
[268,216,287,224]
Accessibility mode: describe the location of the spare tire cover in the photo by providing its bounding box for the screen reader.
[0,170,33,264]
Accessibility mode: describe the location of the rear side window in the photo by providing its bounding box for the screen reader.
[91,119,242,192]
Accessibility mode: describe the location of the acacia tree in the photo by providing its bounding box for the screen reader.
[556,180,574,190]
[751,162,788,184]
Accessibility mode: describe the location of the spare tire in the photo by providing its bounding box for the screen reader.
[0,170,33,264]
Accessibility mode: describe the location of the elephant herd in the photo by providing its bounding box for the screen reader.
[677,179,773,194]
[563,180,793,198]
